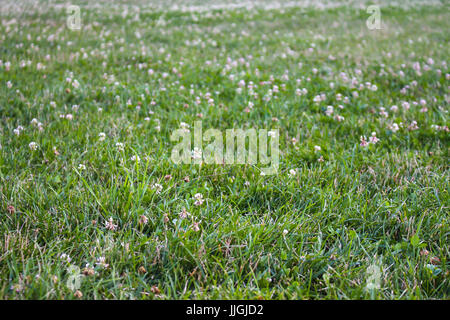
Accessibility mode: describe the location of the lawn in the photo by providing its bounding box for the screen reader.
[0,0,448,299]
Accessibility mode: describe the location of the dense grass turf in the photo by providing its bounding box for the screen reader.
[0,0,448,299]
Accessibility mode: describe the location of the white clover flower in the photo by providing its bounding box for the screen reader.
[179,207,190,219]
[268,130,277,138]
[95,256,109,268]
[191,147,202,160]
[192,221,200,232]
[59,253,72,263]
[152,183,163,194]
[72,79,80,88]
[98,132,106,141]
[314,145,321,152]
[180,122,190,129]
[389,123,400,132]
[139,215,148,225]
[116,142,124,152]
[408,121,419,131]
[29,142,38,151]
[78,164,86,170]
[105,217,118,231]
[369,132,380,144]
[194,193,204,206]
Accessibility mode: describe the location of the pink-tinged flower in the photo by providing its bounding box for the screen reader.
[379,107,389,118]
[139,215,148,225]
[152,183,163,194]
[179,208,189,219]
[192,222,200,232]
[408,121,419,131]
[29,142,38,151]
[95,257,109,269]
[194,193,204,206]
[105,217,118,231]
[360,136,368,147]
[369,132,380,144]
[389,123,400,132]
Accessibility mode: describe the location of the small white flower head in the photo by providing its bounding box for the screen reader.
[139,214,148,225]
[130,155,140,163]
[59,253,72,263]
[389,123,399,132]
[98,132,106,141]
[289,169,296,176]
[179,207,190,219]
[369,132,380,144]
[95,257,109,269]
[360,136,368,147]
[72,79,80,89]
[268,130,277,138]
[283,229,289,236]
[408,121,419,131]
[194,193,204,206]
[180,122,190,129]
[29,142,38,151]
[152,183,163,194]
[105,217,118,231]
[116,142,124,152]
[14,125,24,136]
[192,221,200,232]
[78,163,86,170]
[314,145,321,152]
[191,147,202,160]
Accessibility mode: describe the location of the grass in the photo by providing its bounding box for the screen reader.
[0,0,448,299]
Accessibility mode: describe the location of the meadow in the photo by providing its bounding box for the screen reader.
[0,0,448,299]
